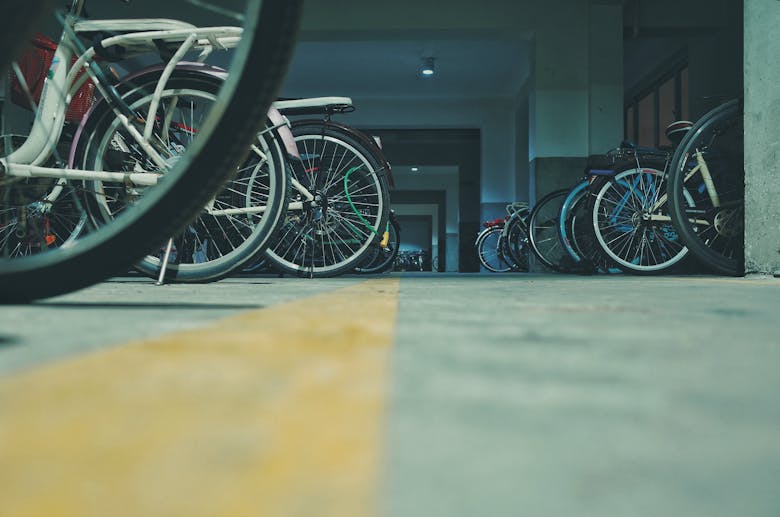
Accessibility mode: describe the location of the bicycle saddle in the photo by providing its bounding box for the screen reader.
[664,120,693,145]
[272,97,354,116]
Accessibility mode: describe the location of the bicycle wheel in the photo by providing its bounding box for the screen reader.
[591,167,690,274]
[139,124,290,283]
[354,211,400,274]
[667,99,743,275]
[320,120,395,192]
[75,71,290,283]
[558,180,592,266]
[502,215,530,272]
[0,135,88,258]
[476,226,511,272]
[558,179,619,274]
[528,189,571,272]
[0,0,302,302]
[265,122,390,277]
[565,184,617,274]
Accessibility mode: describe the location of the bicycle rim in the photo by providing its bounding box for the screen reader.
[476,226,511,272]
[503,216,530,271]
[592,167,690,274]
[528,189,570,272]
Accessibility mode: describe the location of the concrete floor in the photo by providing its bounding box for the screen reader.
[1,273,779,516]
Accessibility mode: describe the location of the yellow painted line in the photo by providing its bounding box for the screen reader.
[0,278,400,517]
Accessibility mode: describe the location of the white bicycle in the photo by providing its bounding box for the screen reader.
[139,97,394,281]
[0,0,302,301]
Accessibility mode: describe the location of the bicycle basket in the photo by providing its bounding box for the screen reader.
[9,33,96,122]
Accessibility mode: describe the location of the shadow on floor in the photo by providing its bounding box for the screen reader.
[106,279,274,286]
[0,335,21,348]
[32,302,264,310]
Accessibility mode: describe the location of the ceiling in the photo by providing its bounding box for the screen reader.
[281,35,530,101]
[392,165,459,176]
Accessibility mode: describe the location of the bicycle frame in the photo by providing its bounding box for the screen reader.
[0,0,243,190]
[594,146,712,228]
[646,154,713,226]
[270,101,389,248]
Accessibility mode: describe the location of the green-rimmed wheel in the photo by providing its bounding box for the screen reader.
[265,123,390,277]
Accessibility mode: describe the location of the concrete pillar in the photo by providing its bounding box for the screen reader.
[481,100,518,223]
[514,89,530,203]
[528,16,589,200]
[528,1,623,201]
[588,3,624,155]
[744,0,780,275]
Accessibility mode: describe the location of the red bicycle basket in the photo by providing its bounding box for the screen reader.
[9,33,97,122]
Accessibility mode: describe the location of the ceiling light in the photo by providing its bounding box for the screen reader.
[411,167,420,172]
[420,57,435,77]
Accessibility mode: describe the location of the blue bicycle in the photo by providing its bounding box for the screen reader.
[589,154,695,274]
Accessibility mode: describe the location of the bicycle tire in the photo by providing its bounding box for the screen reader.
[476,226,512,272]
[0,135,89,258]
[567,191,604,273]
[72,71,289,283]
[136,128,291,283]
[558,179,619,274]
[667,99,743,275]
[502,215,530,271]
[591,166,690,274]
[354,211,400,274]
[566,184,617,274]
[0,0,303,302]
[527,189,572,273]
[312,120,395,192]
[265,122,390,277]
[558,180,590,264]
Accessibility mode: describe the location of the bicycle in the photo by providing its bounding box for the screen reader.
[588,149,693,274]
[475,202,530,273]
[263,99,393,277]
[526,189,574,273]
[394,249,427,272]
[667,99,743,275]
[496,201,531,272]
[550,120,696,275]
[225,98,396,280]
[0,0,301,302]
[130,105,295,284]
[475,217,513,272]
[557,177,603,273]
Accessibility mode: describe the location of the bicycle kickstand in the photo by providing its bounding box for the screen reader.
[305,241,314,279]
[155,237,175,286]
